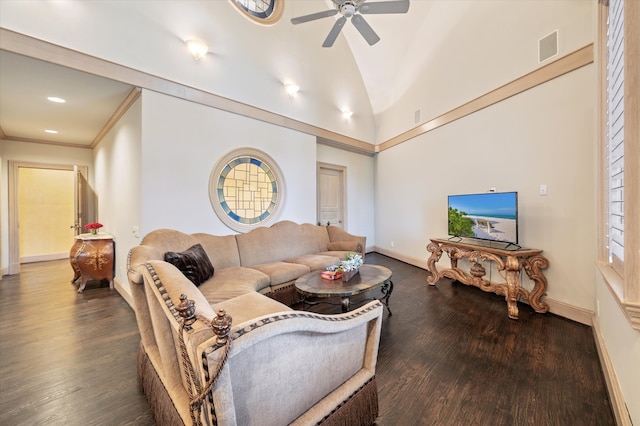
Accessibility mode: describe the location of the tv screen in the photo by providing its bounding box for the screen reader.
[448,191,518,245]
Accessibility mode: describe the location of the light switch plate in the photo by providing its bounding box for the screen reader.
[539,184,548,196]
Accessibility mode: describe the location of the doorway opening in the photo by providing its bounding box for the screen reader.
[8,161,91,275]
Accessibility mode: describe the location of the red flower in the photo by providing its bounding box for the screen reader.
[84,222,103,230]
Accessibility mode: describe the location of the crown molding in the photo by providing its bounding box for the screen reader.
[0,28,375,155]
[91,87,141,148]
[378,44,594,152]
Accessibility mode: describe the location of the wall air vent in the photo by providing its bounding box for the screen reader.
[539,30,558,63]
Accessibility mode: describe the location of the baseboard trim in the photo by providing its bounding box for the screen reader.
[592,317,633,426]
[544,298,593,326]
[372,246,426,271]
[20,252,68,264]
[114,277,134,309]
[372,247,593,325]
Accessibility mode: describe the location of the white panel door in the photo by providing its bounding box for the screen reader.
[73,165,91,235]
[317,163,346,229]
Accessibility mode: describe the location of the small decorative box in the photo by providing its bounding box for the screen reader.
[321,270,343,280]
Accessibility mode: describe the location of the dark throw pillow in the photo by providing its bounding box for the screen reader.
[164,243,214,287]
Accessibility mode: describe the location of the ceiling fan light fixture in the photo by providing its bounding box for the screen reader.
[186,39,208,60]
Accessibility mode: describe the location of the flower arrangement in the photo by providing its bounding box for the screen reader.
[85,222,103,235]
[339,252,363,272]
[321,252,363,281]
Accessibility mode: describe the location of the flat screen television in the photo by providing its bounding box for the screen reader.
[448,191,519,246]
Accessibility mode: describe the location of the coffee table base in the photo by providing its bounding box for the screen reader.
[300,279,393,316]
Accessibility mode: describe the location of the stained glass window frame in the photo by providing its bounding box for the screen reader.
[230,0,283,24]
[209,148,286,232]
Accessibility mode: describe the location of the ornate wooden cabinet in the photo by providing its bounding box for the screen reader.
[69,233,115,293]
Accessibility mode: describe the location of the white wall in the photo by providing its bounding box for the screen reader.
[376,0,594,143]
[0,140,93,274]
[595,274,640,423]
[93,97,142,297]
[375,64,596,311]
[139,89,322,235]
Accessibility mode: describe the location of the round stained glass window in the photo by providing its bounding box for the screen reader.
[209,149,285,232]
[231,0,283,24]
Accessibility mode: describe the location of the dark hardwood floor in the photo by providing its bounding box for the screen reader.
[0,254,614,425]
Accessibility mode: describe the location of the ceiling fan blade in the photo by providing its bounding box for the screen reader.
[291,9,338,25]
[351,14,380,46]
[359,0,410,14]
[322,16,347,47]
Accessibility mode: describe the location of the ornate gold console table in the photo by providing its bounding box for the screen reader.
[426,238,549,319]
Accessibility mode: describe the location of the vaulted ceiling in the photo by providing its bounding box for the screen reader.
[0,1,593,149]
[0,0,438,148]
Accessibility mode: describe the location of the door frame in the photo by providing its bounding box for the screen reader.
[7,161,87,275]
[316,162,347,229]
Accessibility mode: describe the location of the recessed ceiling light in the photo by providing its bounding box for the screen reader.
[45,129,58,134]
[47,96,66,103]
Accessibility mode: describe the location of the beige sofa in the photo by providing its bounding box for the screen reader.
[128,221,383,425]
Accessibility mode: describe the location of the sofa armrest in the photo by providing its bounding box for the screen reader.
[127,245,164,284]
[326,226,366,257]
[198,301,383,426]
[128,260,219,411]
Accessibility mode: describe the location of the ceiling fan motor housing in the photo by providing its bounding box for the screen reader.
[340,2,356,18]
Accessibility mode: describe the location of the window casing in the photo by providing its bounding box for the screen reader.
[209,148,286,233]
[231,0,283,25]
[598,0,640,329]
[606,0,625,274]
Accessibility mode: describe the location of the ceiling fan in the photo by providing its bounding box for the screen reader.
[291,0,410,48]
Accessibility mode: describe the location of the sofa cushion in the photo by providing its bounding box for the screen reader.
[164,243,214,287]
[316,251,356,262]
[192,233,242,269]
[198,266,271,304]
[284,254,341,272]
[327,241,359,252]
[248,262,311,286]
[142,229,199,257]
[236,221,331,266]
[212,292,291,325]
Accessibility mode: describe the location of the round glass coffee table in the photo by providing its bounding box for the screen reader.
[295,264,393,315]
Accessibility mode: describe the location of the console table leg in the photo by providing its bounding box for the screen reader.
[504,256,521,319]
[426,242,443,285]
[522,255,550,313]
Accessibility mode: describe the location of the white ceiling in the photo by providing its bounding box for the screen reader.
[0,1,594,148]
[0,0,434,148]
[0,50,133,147]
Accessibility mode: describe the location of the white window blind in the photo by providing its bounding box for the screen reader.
[606,0,625,266]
